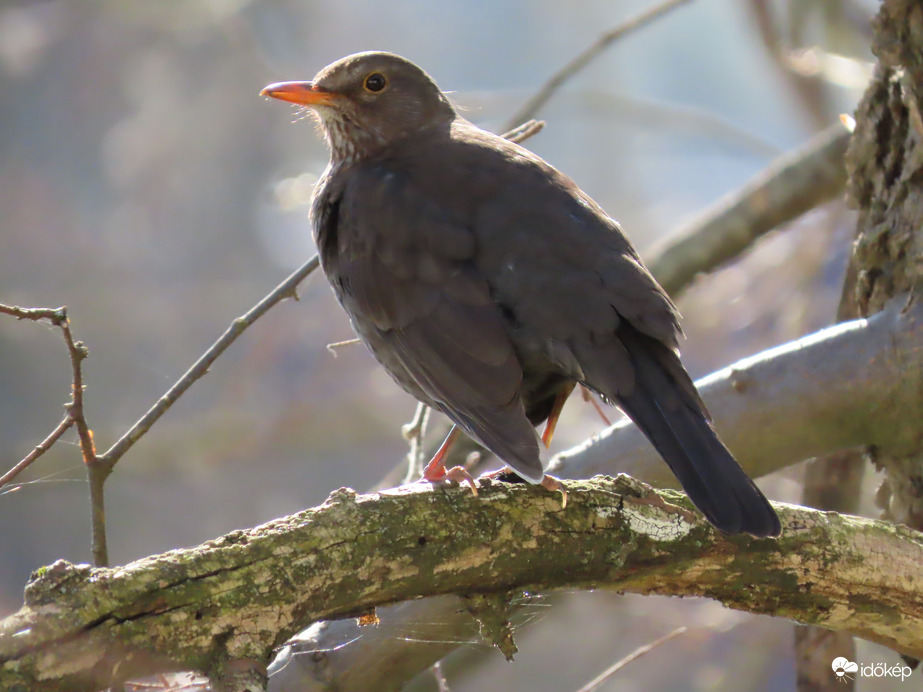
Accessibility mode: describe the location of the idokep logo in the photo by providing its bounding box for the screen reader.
[832,658,858,683]
[832,657,913,683]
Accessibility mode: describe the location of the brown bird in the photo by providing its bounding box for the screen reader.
[262,52,780,537]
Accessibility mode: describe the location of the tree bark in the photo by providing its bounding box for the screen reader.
[844,0,923,530]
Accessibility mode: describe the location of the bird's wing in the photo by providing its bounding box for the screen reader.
[430,129,697,407]
[323,163,545,482]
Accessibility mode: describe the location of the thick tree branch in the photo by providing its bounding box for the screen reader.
[2,475,922,692]
[552,293,923,485]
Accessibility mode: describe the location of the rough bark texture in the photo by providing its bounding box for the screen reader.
[2,476,923,692]
[844,0,923,530]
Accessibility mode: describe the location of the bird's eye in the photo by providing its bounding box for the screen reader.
[363,72,387,93]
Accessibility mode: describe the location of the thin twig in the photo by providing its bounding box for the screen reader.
[55,312,109,565]
[0,415,74,489]
[0,303,108,563]
[580,386,612,426]
[0,304,66,323]
[58,317,96,465]
[87,465,109,566]
[96,255,320,468]
[0,304,95,466]
[503,0,694,132]
[326,338,361,356]
[499,119,545,144]
[574,627,687,692]
[401,403,431,484]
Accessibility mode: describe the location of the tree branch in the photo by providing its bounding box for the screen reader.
[552,293,923,485]
[2,475,922,692]
[0,415,73,490]
[649,122,850,297]
[0,304,108,564]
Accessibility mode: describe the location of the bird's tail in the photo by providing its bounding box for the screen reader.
[615,328,781,537]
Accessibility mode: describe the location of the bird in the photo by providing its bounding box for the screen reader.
[261,51,781,537]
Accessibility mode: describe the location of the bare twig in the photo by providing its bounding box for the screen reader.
[57,317,95,468]
[499,119,545,144]
[325,338,361,356]
[0,307,77,486]
[55,313,110,566]
[0,304,65,323]
[401,403,431,483]
[0,303,108,563]
[503,0,694,132]
[0,259,320,564]
[0,415,73,489]
[96,255,320,469]
[580,386,612,426]
[574,627,687,692]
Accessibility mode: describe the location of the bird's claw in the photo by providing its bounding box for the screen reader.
[540,474,567,509]
[478,468,567,508]
[421,465,479,495]
[445,466,479,495]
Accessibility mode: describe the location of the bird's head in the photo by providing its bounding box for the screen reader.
[261,51,456,164]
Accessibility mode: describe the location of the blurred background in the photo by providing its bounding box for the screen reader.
[0,0,900,690]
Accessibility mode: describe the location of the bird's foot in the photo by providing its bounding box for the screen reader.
[421,463,479,495]
[480,467,567,508]
[540,474,568,509]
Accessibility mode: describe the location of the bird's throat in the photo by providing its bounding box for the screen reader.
[323,113,387,165]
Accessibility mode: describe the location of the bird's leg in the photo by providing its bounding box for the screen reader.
[420,426,478,494]
[541,383,576,447]
[421,426,460,479]
[580,385,612,426]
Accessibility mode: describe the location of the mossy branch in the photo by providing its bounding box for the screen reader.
[2,475,922,691]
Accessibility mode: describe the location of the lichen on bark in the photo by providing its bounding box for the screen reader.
[844,0,923,529]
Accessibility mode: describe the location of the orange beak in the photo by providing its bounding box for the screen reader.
[260,81,341,107]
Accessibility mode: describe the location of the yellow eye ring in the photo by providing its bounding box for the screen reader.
[364,72,387,93]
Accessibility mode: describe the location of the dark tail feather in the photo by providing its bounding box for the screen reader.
[616,333,781,537]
